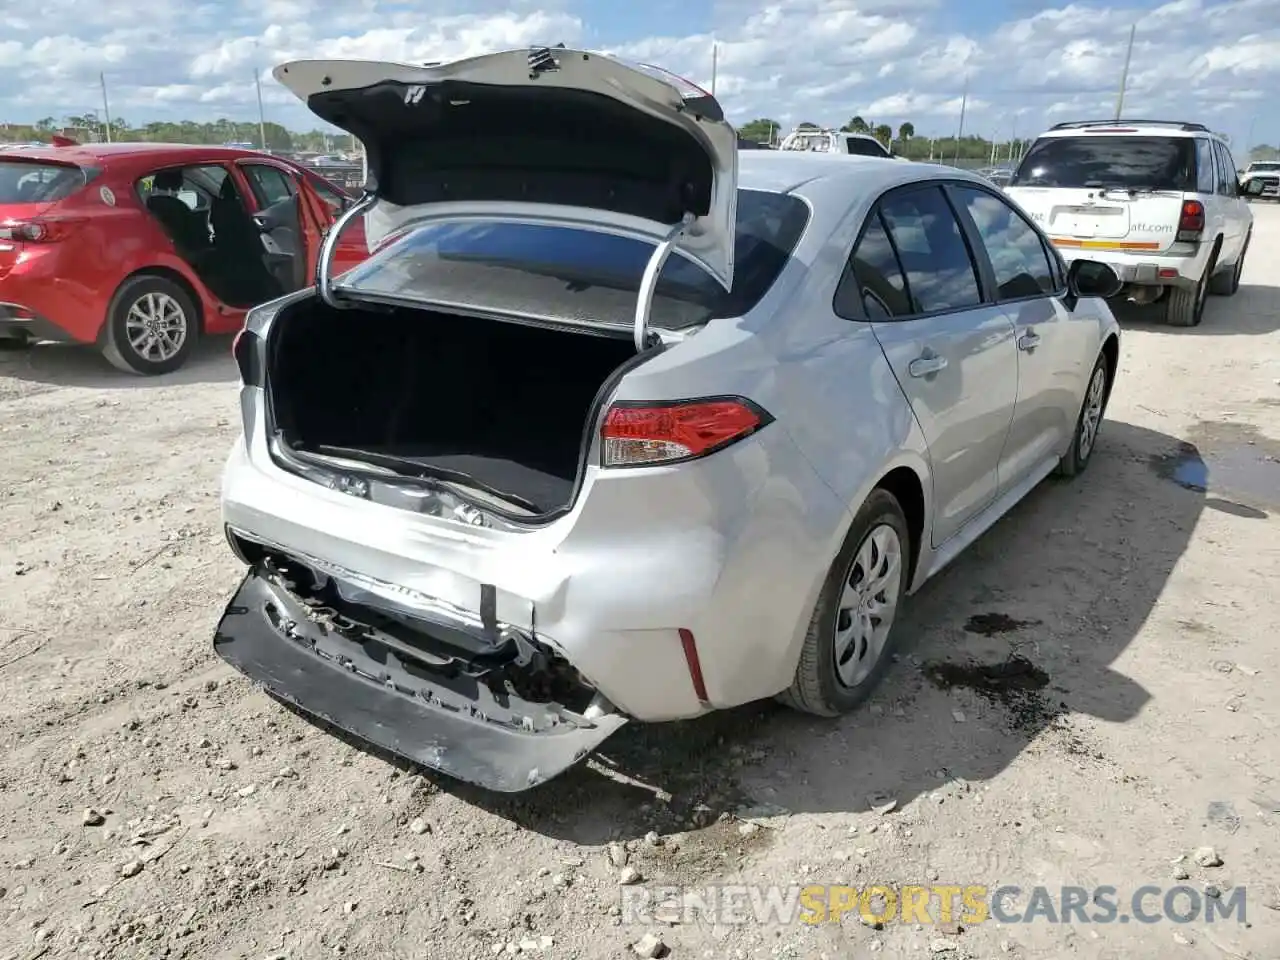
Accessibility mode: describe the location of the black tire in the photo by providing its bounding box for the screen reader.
[779,489,912,717]
[1165,249,1215,327]
[102,275,198,376]
[1056,353,1110,478]
[1209,231,1249,296]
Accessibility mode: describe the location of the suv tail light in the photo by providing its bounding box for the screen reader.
[1177,200,1205,241]
[600,397,773,468]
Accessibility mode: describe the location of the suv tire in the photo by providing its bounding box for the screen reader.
[1166,249,1215,327]
[1209,231,1248,296]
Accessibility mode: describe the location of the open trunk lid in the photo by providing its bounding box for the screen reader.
[273,48,739,295]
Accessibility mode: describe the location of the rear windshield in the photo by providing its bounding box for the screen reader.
[1010,135,1196,191]
[1250,162,1280,171]
[0,160,87,204]
[339,189,810,330]
[845,137,889,158]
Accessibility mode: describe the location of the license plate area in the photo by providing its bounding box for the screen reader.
[1051,205,1127,238]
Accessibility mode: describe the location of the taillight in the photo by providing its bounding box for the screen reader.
[600,397,772,468]
[1177,200,1205,241]
[0,219,79,242]
[233,328,263,387]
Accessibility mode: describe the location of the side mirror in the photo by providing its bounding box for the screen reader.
[1240,178,1268,197]
[1064,259,1123,309]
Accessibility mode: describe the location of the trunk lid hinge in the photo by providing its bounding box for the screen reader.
[633,212,695,353]
[317,191,378,309]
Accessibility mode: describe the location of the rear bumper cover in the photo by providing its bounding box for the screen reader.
[214,564,627,792]
[1052,247,1202,290]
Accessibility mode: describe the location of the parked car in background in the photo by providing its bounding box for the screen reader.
[1239,159,1280,201]
[1005,119,1263,327]
[0,141,369,373]
[215,49,1126,793]
[778,127,901,159]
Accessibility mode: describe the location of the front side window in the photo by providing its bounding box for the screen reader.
[241,163,297,208]
[1011,135,1196,192]
[1213,142,1236,196]
[878,187,982,314]
[845,137,890,158]
[951,186,1054,300]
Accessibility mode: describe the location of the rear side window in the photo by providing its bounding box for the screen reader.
[1195,140,1217,194]
[1010,135,1196,192]
[845,137,889,158]
[878,187,982,314]
[835,213,911,319]
[340,188,810,329]
[0,161,88,204]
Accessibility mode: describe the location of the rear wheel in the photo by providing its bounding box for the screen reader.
[102,275,198,375]
[780,489,911,717]
[1165,250,1215,327]
[1209,231,1248,296]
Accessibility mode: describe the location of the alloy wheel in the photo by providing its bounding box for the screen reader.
[1078,365,1107,461]
[833,524,903,688]
[125,292,188,364]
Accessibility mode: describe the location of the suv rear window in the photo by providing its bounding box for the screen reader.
[1010,135,1196,192]
[0,160,88,204]
[340,188,810,329]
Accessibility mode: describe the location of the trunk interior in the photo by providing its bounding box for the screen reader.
[268,301,639,515]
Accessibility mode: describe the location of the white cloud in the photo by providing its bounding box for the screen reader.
[0,0,1278,151]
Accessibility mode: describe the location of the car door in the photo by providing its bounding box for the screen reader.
[1210,141,1243,262]
[947,182,1085,493]
[845,184,1019,547]
[237,160,331,291]
[1214,140,1249,260]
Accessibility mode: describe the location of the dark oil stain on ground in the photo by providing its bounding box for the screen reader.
[1149,421,1278,519]
[964,612,1041,636]
[923,656,1059,730]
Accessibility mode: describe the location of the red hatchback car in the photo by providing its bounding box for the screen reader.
[0,142,370,374]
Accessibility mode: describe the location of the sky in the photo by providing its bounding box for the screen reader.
[1,0,1277,149]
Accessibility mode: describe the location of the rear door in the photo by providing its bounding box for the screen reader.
[1006,133,1194,257]
[844,183,1019,547]
[1212,140,1248,262]
[238,160,332,290]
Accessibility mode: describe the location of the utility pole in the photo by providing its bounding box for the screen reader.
[710,43,718,97]
[99,73,113,142]
[953,76,968,164]
[1114,24,1136,121]
[254,67,268,152]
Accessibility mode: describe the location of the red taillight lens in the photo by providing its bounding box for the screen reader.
[600,397,771,468]
[0,219,77,242]
[1178,200,1205,233]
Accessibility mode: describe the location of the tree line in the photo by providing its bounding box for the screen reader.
[0,116,352,154]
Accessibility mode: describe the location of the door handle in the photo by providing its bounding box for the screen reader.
[1017,331,1041,352]
[908,353,948,377]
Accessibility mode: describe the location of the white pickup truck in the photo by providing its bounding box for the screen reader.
[1239,160,1280,201]
[777,127,902,159]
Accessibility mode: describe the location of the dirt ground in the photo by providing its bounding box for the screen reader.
[2,207,1279,960]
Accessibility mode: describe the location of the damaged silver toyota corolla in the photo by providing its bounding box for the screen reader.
[214,47,1123,792]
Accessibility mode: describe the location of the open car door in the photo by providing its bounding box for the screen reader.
[295,176,334,285]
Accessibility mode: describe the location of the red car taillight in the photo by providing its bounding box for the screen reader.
[1177,200,1205,241]
[600,397,772,468]
[0,218,80,242]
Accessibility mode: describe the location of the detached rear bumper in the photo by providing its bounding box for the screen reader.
[213,564,627,792]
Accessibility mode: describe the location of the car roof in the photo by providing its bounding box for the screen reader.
[1035,121,1216,140]
[0,142,281,166]
[739,150,988,196]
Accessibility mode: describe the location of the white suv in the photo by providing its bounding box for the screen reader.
[1005,120,1264,326]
